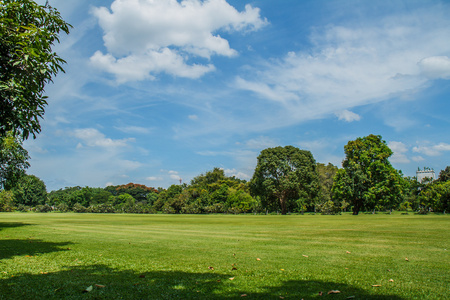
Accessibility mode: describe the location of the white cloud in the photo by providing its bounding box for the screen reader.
[388,141,410,163]
[245,136,278,149]
[235,7,450,125]
[418,56,450,79]
[335,110,361,122]
[413,143,450,157]
[168,170,181,181]
[412,156,425,162]
[73,128,134,148]
[188,114,199,120]
[146,176,162,181]
[91,0,267,82]
[224,168,251,180]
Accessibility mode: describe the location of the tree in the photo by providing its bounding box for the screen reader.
[250,146,320,215]
[317,163,338,203]
[0,131,30,190]
[113,183,158,202]
[438,166,450,182]
[0,0,71,140]
[332,134,404,215]
[13,174,47,207]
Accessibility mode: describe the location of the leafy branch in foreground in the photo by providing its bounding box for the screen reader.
[0,0,71,140]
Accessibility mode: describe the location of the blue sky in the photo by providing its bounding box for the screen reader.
[26,0,450,191]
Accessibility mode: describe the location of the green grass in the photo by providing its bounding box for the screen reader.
[0,213,449,299]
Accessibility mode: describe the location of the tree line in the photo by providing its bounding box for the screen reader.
[1,134,448,215]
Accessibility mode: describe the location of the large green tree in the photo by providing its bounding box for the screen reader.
[0,131,30,189]
[0,0,70,140]
[250,146,319,215]
[13,174,47,206]
[332,134,404,215]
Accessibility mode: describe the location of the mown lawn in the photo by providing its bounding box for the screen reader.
[0,212,448,299]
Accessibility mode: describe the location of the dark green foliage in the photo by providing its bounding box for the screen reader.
[12,174,46,206]
[112,183,159,202]
[0,132,30,189]
[332,134,405,215]
[250,146,320,215]
[417,180,450,213]
[0,0,71,140]
[438,166,450,182]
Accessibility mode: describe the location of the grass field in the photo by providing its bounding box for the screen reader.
[0,213,449,299]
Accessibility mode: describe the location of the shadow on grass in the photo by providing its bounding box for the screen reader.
[0,222,31,231]
[0,264,404,299]
[0,239,72,260]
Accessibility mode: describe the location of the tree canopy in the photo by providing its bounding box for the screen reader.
[0,0,71,140]
[332,134,404,215]
[250,146,319,215]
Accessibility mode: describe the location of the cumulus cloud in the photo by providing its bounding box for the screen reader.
[224,168,251,180]
[73,128,134,148]
[235,7,450,125]
[168,170,181,181]
[335,110,361,122]
[388,141,410,163]
[418,56,450,79]
[91,0,267,82]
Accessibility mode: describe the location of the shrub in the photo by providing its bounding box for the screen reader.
[317,200,340,215]
[72,203,87,213]
[34,204,52,213]
[55,203,70,212]
[0,190,15,212]
[16,204,31,212]
[88,203,115,213]
[204,203,225,214]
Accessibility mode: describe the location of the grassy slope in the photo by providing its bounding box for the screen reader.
[0,213,449,299]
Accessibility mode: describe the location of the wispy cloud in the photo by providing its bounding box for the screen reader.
[413,142,450,157]
[235,5,450,126]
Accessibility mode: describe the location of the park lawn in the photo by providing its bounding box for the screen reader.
[0,213,448,299]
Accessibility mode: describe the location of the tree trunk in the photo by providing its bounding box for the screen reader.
[352,199,361,215]
[279,191,287,215]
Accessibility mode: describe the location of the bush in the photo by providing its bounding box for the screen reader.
[204,203,225,213]
[181,203,203,214]
[317,200,339,215]
[399,201,411,211]
[72,203,87,213]
[162,203,176,214]
[16,204,31,212]
[55,203,70,212]
[0,190,15,212]
[88,203,115,213]
[34,204,52,213]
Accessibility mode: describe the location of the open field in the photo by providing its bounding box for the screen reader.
[0,213,449,299]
